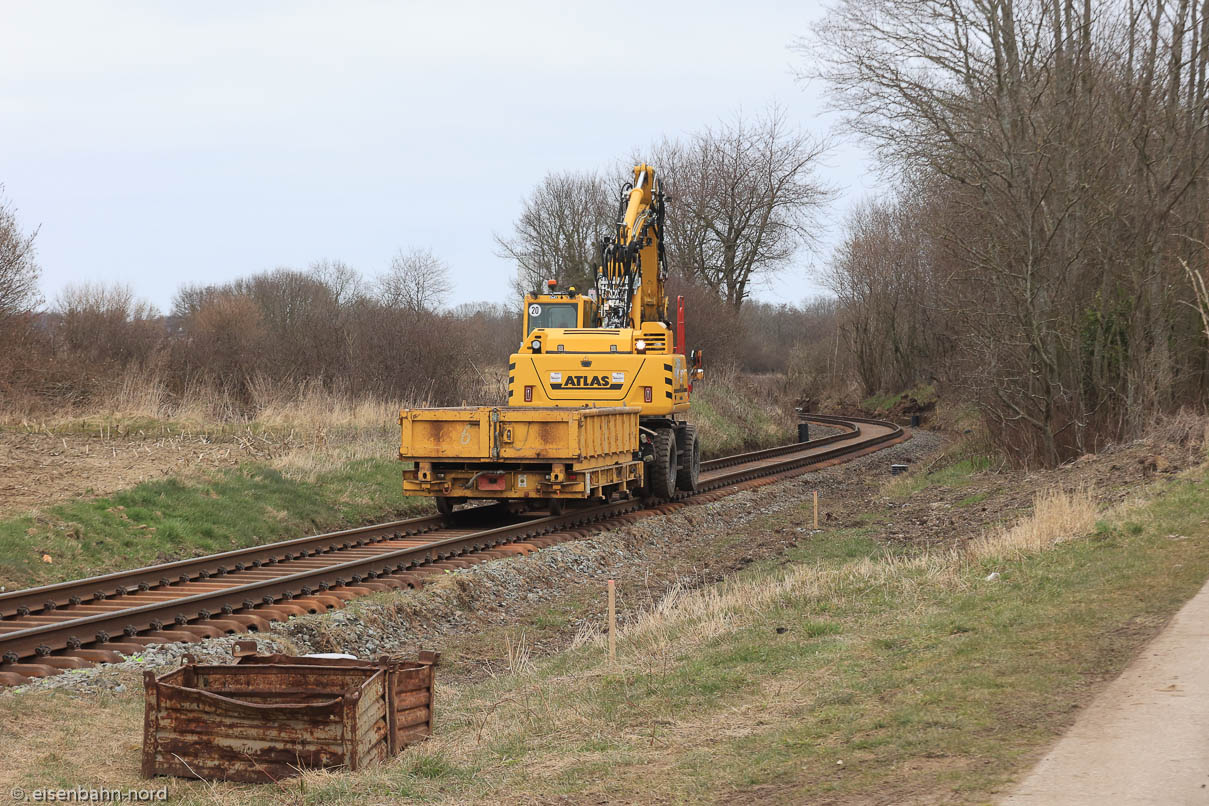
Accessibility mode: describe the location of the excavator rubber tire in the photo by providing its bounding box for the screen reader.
[649,427,679,500]
[435,496,457,517]
[676,424,701,492]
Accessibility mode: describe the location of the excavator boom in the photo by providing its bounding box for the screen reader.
[597,164,667,331]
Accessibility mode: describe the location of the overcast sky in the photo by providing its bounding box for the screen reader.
[1,0,875,314]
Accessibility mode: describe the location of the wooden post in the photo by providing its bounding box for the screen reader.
[813,490,819,529]
[607,579,616,664]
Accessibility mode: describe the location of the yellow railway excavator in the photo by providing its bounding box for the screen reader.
[399,163,704,515]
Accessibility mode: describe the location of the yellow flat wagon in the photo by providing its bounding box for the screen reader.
[399,406,642,513]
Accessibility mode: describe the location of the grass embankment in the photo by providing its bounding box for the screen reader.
[0,386,427,588]
[5,455,1209,803]
[883,422,1001,501]
[689,366,798,458]
[861,383,938,414]
[0,458,428,590]
[885,456,994,500]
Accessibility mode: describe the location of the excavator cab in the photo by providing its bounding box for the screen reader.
[525,300,579,330]
[521,281,597,339]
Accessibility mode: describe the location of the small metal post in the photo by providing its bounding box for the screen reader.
[798,422,810,443]
[813,491,819,529]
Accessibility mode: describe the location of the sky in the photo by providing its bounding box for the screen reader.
[0,0,876,314]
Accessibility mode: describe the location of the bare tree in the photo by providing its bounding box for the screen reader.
[828,194,945,395]
[658,108,833,309]
[56,283,161,364]
[377,248,451,313]
[1185,259,1209,349]
[494,171,613,298]
[807,0,1209,465]
[171,283,220,319]
[308,259,365,306]
[184,293,266,388]
[0,185,41,322]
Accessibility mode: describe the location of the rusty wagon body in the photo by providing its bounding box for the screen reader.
[142,650,437,783]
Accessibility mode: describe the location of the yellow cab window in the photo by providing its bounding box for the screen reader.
[526,302,578,331]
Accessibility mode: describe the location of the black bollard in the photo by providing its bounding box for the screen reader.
[798,422,810,443]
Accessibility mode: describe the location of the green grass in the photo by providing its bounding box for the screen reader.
[861,383,938,414]
[757,525,887,567]
[886,456,993,499]
[958,491,992,507]
[0,458,428,588]
[531,606,572,630]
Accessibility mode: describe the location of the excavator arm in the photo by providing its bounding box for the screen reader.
[595,164,667,330]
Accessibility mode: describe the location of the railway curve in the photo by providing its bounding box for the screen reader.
[0,414,907,686]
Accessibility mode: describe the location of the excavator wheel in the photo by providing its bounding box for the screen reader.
[548,498,565,517]
[435,496,458,517]
[676,424,701,492]
[648,427,679,500]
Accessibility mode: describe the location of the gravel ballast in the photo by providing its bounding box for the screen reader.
[3,431,935,697]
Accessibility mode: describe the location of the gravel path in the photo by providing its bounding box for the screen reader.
[1001,577,1209,805]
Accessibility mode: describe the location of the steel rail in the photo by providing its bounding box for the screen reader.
[0,507,509,620]
[695,419,902,493]
[0,415,906,671]
[700,417,859,472]
[0,417,865,621]
[0,502,644,660]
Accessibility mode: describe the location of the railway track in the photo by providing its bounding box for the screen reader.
[0,414,906,686]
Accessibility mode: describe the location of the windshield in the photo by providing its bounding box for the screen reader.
[526,302,578,331]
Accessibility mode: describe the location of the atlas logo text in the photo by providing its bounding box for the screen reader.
[552,375,622,389]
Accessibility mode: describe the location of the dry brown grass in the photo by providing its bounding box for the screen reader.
[4,365,509,439]
[3,361,793,497]
[337,486,1120,803]
[1139,407,1209,464]
[564,488,1101,671]
[247,377,403,431]
[0,689,149,800]
[0,368,421,498]
[965,488,1099,561]
[3,367,412,431]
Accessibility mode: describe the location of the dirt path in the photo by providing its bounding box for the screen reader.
[1002,576,1209,805]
